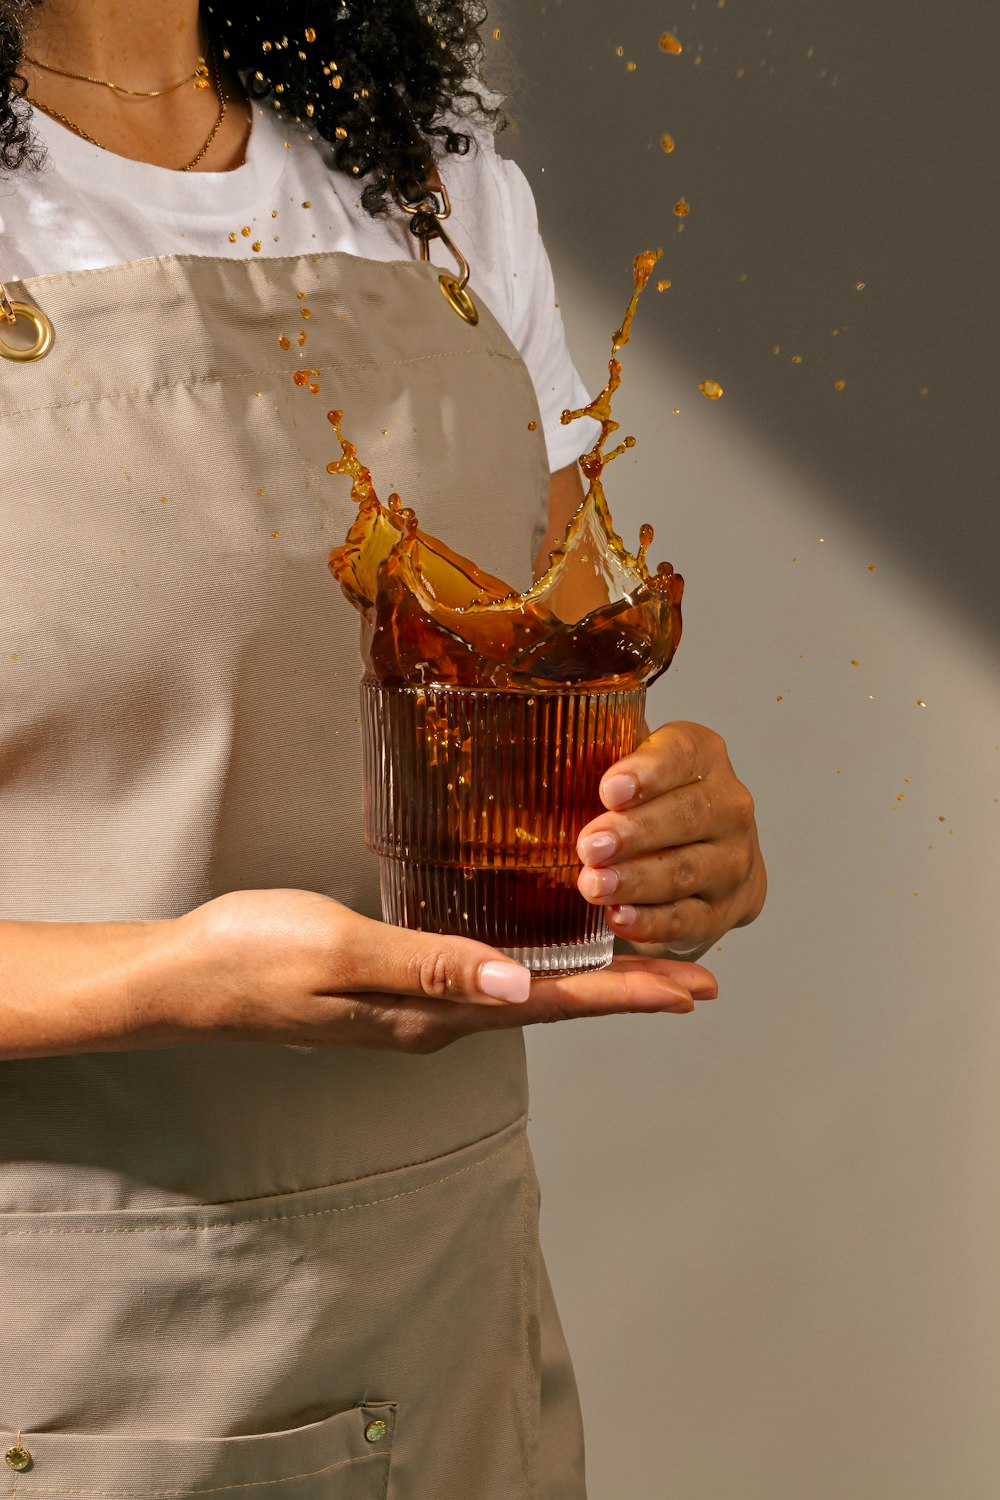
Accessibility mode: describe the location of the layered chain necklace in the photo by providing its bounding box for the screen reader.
[24,37,234,172]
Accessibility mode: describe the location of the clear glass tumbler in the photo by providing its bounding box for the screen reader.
[361,678,647,976]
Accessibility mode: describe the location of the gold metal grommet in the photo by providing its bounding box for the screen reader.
[439,275,479,327]
[0,301,54,363]
[4,1445,32,1472]
[364,1419,388,1444]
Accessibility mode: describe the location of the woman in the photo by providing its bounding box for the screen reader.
[0,2,766,1495]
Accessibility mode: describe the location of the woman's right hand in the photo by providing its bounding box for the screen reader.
[165,888,718,1054]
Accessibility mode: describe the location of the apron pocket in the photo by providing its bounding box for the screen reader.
[1,1116,536,1497]
[1,1402,396,1498]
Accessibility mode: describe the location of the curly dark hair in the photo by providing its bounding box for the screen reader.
[0,0,500,213]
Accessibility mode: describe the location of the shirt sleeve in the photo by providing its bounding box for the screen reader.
[488,152,601,474]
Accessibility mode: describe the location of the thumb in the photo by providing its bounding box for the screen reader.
[343,914,532,1006]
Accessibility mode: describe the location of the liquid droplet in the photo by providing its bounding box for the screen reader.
[661,134,676,153]
[673,198,690,217]
[528,420,538,431]
[304,26,317,42]
[699,380,724,400]
[834,379,846,391]
[660,33,683,54]
[241,226,252,237]
[656,280,672,292]
[278,335,291,350]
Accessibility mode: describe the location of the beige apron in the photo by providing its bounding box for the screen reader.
[0,245,586,1498]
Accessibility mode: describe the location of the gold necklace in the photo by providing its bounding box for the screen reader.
[23,50,211,97]
[26,41,232,173]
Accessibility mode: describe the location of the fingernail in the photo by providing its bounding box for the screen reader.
[580,866,620,899]
[479,960,532,1004]
[578,831,619,866]
[609,904,638,929]
[601,773,639,810]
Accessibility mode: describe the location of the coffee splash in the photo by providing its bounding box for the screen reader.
[328,251,684,690]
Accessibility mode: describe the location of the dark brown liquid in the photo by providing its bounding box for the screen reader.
[363,680,646,963]
[325,255,684,964]
[327,250,684,691]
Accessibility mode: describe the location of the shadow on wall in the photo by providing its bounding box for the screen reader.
[492,0,1000,650]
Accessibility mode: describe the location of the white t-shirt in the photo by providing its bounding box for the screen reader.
[0,99,597,472]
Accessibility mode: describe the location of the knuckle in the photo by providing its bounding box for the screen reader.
[669,851,700,897]
[639,901,688,944]
[405,947,453,1000]
[538,1002,575,1026]
[675,789,704,837]
[390,1008,450,1055]
[707,727,728,760]
[676,730,701,783]
[732,779,755,829]
[736,841,756,887]
[662,901,689,940]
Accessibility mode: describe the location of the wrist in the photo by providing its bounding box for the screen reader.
[71,918,189,1049]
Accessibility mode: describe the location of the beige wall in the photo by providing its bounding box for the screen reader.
[491,1,1000,1495]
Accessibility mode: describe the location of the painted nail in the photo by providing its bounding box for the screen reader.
[581,866,620,899]
[479,960,531,1004]
[601,773,639,810]
[609,904,638,929]
[578,831,619,866]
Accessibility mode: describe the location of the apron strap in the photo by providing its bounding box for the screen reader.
[393,171,480,328]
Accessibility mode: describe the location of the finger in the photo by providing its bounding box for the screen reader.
[526,957,713,1018]
[581,760,759,864]
[338,956,719,1053]
[606,954,719,998]
[578,841,720,907]
[333,915,533,1007]
[598,721,725,811]
[606,896,719,949]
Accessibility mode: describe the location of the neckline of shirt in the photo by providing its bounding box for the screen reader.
[28,97,294,217]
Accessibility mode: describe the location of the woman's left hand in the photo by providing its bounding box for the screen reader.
[576,721,766,958]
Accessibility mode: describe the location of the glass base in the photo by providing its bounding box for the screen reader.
[378,858,614,977]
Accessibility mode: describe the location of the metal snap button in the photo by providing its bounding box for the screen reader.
[4,1444,32,1472]
[364,1419,388,1444]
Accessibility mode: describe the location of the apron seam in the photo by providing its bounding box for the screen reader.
[1,249,436,294]
[0,1118,528,1236]
[0,348,519,422]
[2,1448,383,1498]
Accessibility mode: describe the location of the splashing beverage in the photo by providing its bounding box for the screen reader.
[329,253,684,974]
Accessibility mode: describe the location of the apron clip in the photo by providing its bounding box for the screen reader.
[394,181,480,328]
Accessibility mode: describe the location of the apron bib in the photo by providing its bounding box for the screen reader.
[0,248,586,1498]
